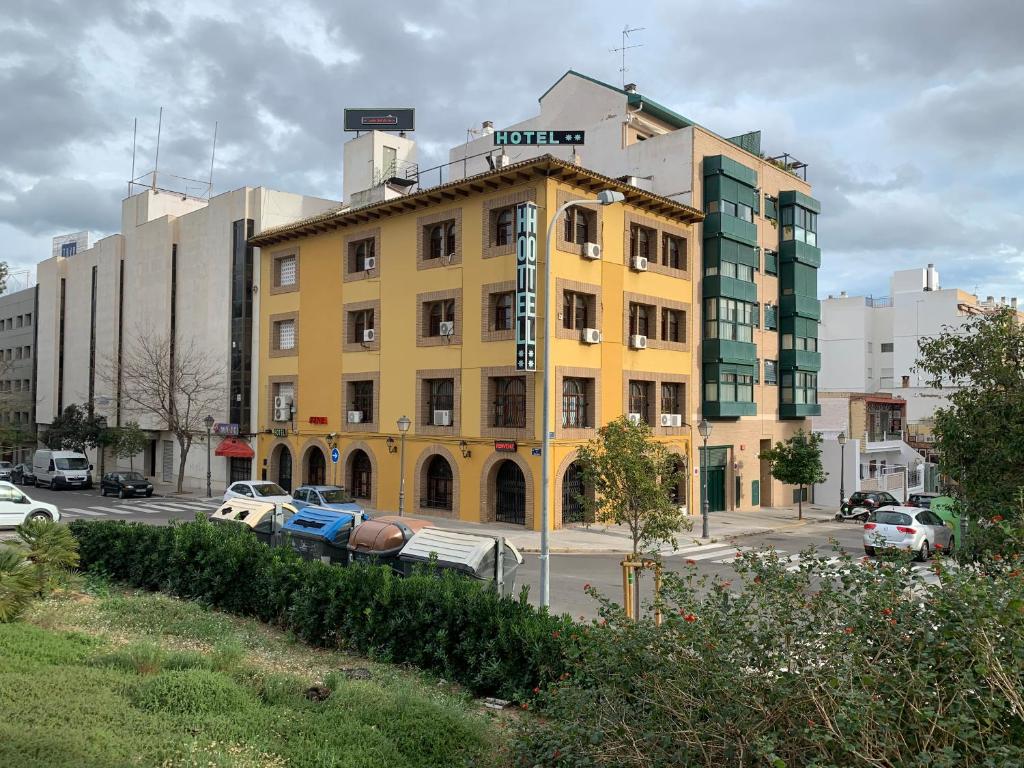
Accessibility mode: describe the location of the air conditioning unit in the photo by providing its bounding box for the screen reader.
[273,407,291,422]
[660,413,683,427]
[629,334,648,349]
[438,320,455,337]
[632,256,649,271]
[363,328,376,343]
[581,328,602,344]
[364,256,377,271]
[627,413,642,425]
[273,395,293,422]
[347,411,363,424]
[433,409,453,426]
[582,242,601,260]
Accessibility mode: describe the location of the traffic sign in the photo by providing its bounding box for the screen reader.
[331,447,340,464]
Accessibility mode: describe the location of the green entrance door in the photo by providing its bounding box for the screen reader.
[707,467,726,512]
[751,480,760,506]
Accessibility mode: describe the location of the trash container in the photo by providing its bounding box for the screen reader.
[209,499,296,546]
[347,516,434,572]
[280,507,362,565]
[397,528,523,596]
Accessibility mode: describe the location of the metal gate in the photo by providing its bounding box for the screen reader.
[161,440,173,483]
[277,448,293,493]
[229,458,252,483]
[307,449,326,485]
[495,460,526,525]
[561,462,587,525]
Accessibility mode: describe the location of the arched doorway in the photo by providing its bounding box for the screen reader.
[669,456,688,508]
[423,455,453,511]
[307,447,326,485]
[275,445,293,493]
[350,449,372,501]
[561,461,588,525]
[495,460,526,525]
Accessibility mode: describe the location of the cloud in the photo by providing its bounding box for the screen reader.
[0,178,121,236]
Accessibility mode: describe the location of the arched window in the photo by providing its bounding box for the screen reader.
[428,224,444,259]
[562,461,588,524]
[495,208,514,246]
[493,377,526,428]
[424,455,453,510]
[350,450,372,499]
[561,377,588,428]
[494,292,514,331]
[445,222,457,256]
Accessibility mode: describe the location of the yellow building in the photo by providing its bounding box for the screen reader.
[249,156,703,530]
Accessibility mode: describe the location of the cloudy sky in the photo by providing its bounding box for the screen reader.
[1,0,1022,300]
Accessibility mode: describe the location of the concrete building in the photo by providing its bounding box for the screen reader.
[0,286,39,462]
[448,71,823,511]
[35,187,338,491]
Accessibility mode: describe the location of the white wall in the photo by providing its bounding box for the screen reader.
[344,131,417,203]
[815,436,860,509]
[819,296,870,392]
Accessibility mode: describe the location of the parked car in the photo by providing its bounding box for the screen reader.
[100,471,154,499]
[11,463,35,485]
[841,491,900,516]
[222,481,292,505]
[291,485,365,516]
[0,461,12,481]
[32,449,93,489]
[906,492,941,509]
[0,481,60,528]
[863,506,954,560]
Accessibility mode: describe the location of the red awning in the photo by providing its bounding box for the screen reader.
[215,437,254,459]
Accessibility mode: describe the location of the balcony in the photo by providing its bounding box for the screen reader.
[862,431,905,453]
[702,338,757,364]
[780,402,821,419]
[779,349,822,371]
[703,400,757,419]
[703,212,757,245]
[779,240,822,268]
[703,275,758,303]
[779,294,821,320]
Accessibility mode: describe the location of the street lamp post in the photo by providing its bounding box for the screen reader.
[698,419,712,539]
[540,189,626,609]
[397,415,411,516]
[203,415,214,499]
[837,431,847,507]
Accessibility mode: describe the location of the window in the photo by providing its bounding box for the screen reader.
[24,313,31,326]
[881,342,894,353]
[426,299,456,336]
[424,455,453,510]
[736,202,753,223]
[661,382,683,415]
[275,255,297,287]
[662,234,686,270]
[561,377,589,428]
[764,304,778,330]
[15,348,21,360]
[765,360,778,385]
[764,250,778,275]
[427,221,457,259]
[629,302,653,337]
[350,381,374,422]
[493,292,514,331]
[764,195,777,221]
[562,290,592,331]
[426,378,454,424]
[61,242,77,257]
[492,376,526,428]
[15,316,21,329]
[629,224,654,261]
[495,207,514,246]
[350,238,375,272]
[351,309,374,343]
[705,369,754,403]
[629,381,653,423]
[661,308,684,343]
[563,207,593,244]
[780,371,818,404]
[781,205,818,246]
[703,298,754,342]
[275,319,295,351]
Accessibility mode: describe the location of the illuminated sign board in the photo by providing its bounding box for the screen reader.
[494,440,518,453]
[343,108,416,132]
[515,202,538,371]
[493,130,584,146]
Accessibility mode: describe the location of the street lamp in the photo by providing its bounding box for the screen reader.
[698,419,712,539]
[203,414,214,499]
[837,431,847,506]
[540,188,626,608]
[396,415,411,516]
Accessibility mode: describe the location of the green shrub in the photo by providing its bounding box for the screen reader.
[210,639,244,673]
[0,546,37,623]
[132,669,248,716]
[70,519,576,700]
[94,641,165,675]
[512,549,1024,768]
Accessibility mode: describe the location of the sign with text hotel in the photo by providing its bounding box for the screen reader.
[493,130,585,146]
[515,202,538,371]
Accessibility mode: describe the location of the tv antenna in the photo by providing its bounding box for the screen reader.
[610,24,645,88]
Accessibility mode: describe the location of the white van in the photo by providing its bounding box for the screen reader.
[32,449,93,490]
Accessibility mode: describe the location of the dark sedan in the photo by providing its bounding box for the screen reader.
[11,463,35,485]
[100,471,154,498]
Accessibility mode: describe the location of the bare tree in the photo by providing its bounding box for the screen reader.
[103,330,221,493]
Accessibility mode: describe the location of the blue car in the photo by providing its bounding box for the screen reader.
[291,485,367,517]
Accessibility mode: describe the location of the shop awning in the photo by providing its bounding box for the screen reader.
[215,437,254,459]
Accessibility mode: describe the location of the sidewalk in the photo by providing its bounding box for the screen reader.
[410,505,837,554]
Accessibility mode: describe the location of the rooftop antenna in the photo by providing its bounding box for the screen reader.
[208,121,218,198]
[610,24,645,88]
[152,106,163,191]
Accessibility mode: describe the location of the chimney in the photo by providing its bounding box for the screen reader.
[624,83,638,94]
[482,120,494,134]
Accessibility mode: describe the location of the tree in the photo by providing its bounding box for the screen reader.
[575,415,690,557]
[104,331,221,493]
[758,429,827,520]
[110,421,148,471]
[42,404,104,453]
[915,306,1024,519]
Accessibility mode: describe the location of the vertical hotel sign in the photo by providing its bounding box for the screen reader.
[515,202,538,370]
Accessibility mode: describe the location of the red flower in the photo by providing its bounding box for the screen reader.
[889,618,897,625]
[844,627,854,635]
[552,630,561,639]
[992,515,1004,523]
[734,551,742,558]
[553,750,561,759]
[685,559,697,566]
[881,608,893,616]
[583,583,590,590]
[533,687,540,694]
[753,576,762,584]
[684,613,697,622]
[993,554,1004,561]
[521,703,529,710]
[934,543,943,550]
[807,719,816,728]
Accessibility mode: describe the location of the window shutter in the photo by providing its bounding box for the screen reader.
[278,256,297,286]
[278,320,295,350]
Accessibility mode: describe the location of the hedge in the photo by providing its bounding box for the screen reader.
[69,519,576,700]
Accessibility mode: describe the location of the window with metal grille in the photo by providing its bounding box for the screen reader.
[275,319,295,350]
[563,290,593,330]
[628,380,653,424]
[492,376,526,428]
[661,382,683,415]
[426,378,454,424]
[495,207,514,246]
[661,308,684,342]
[561,377,589,428]
[662,234,686,269]
[423,455,453,510]
[350,381,374,422]
[351,309,374,342]
[629,302,653,337]
[350,450,372,499]
[629,224,654,261]
[426,299,456,336]
[350,239,374,272]
[276,255,297,286]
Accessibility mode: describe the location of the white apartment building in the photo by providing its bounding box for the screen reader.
[36,186,337,492]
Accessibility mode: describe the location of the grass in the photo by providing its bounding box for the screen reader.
[0,587,510,768]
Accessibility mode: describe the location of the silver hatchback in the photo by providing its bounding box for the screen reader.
[863,506,954,561]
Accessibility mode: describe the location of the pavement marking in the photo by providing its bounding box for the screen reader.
[63,508,106,517]
[685,546,753,562]
[135,503,199,512]
[88,506,136,516]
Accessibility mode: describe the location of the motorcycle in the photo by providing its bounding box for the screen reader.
[835,499,872,522]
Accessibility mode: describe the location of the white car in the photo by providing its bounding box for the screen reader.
[222,481,292,505]
[863,506,953,561]
[0,481,61,527]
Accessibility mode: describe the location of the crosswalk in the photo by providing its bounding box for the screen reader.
[60,498,222,520]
